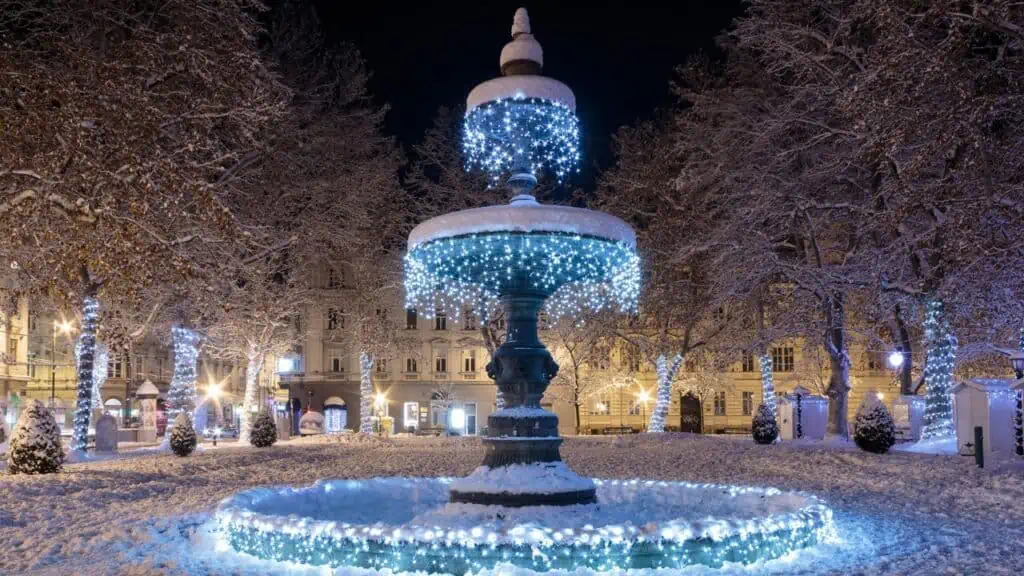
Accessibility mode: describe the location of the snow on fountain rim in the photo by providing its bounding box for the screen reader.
[215,476,833,549]
[467,76,576,111]
[449,462,595,495]
[408,195,636,249]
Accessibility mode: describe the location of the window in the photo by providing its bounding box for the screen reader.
[625,346,641,373]
[376,308,386,318]
[375,358,389,374]
[28,313,37,332]
[7,337,16,359]
[494,315,505,331]
[463,308,477,330]
[403,402,420,429]
[406,358,417,373]
[327,267,343,289]
[406,308,417,330]
[28,353,36,378]
[742,391,753,416]
[538,311,551,330]
[108,357,123,379]
[594,347,610,371]
[435,310,447,331]
[866,354,878,371]
[435,354,447,374]
[331,356,344,373]
[464,402,478,435]
[712,306,726,323]
[741,351,756,373]
[463,350,476,373]
[714,392,727,416]
[157,357,165,378]
[326,308,341,331]
[772,347,794,372]
[590,395,611,415]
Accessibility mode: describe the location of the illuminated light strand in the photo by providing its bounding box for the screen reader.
[921,300,956,440]
[648,355,682,433]
[76,341,108,411]
[359,353,373,434]
[167,326,200,423]
[70,297,99,453]
[214,478,835,572]
[463,96,580,185]
[404,232,639,321]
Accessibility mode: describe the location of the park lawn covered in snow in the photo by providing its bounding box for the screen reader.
[1,434,1023,575]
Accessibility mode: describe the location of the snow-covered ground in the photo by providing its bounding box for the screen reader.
[1,433,1023,575]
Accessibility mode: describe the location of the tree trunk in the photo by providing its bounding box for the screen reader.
[238,349,263,444]
[167,326,199,422]
[70,293,99,453]
[759,352,776,414]
[648,353,683,433]
[359,351,373,434]
[574,402,581,436]
[894,304,914,395]
[824,293,851,437]
[921,298,956,440]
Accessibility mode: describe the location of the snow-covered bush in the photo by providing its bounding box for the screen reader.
[250,411,277,448]
[751,402,779,445]
[169,413,198,457]
[7,400,64,474]
[854,395,896,454]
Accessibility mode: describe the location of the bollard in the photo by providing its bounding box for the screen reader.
[974,426,984,469]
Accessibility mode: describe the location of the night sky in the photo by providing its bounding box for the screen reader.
[315,1,745,189]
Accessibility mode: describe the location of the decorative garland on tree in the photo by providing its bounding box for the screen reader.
[76,341,108,411]
[1016,327,1023,456]
[795,392,803,439]
[648,354,682,433]
[921,299,956,440]
[70,297,99,453]
[359,352,374,434]
[759,353,776,415]
[167,326,200,423]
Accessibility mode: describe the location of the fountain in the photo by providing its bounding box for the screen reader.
[213,9,835,572]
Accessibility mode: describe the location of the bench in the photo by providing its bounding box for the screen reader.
[600,426,636,435]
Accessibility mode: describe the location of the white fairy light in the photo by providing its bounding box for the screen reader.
[921,300,955,440]
[167,326,200,422]
[70,297,99,453]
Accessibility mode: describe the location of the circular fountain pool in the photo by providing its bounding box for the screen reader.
[215,477,834,573]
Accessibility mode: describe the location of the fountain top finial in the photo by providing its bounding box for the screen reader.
[501,8,543,75]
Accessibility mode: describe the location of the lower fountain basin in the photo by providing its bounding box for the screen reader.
[215,477,834,573]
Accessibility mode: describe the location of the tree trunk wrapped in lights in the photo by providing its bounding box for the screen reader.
[359,352,374,434]
[648,354,683,433]
[1016,327,1023,456]
[70,296,99,453]
[921,299,956,440]
[759,353,776,415]
[167,327,200,423]
[238,351,264,445]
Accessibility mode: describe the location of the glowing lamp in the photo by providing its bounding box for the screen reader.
[277,357,294,373]
[450,408,466,430]
[637,390,650,403]
[887,351,904,369]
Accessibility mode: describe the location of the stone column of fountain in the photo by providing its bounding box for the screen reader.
[405,8,639,508]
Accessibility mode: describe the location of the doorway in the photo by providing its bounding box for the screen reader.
[679,393,702,433]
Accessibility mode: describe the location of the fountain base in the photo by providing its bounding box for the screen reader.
[449,459,597,507]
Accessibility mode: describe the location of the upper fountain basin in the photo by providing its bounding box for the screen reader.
[408,195,635,249]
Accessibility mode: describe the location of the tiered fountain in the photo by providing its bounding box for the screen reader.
[213,10,835,573]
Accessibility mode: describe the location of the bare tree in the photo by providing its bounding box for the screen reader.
[545,313,617,434]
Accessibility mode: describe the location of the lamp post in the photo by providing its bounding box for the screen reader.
[205,382,222,445]
[50,319,73,404]
[637,389,650,431]
[1010,352,1024,456]
[373,392,387,436]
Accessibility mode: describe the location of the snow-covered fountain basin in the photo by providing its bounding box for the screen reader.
[215,476,835,573]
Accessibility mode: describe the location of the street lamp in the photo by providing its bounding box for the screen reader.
[51,319,74,404]
[1010,352,1024,457]
[373,392,388,435]
[887,350,905,369]
[637,389,650,431]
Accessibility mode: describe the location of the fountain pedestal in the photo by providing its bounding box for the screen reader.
[449,292,597,507]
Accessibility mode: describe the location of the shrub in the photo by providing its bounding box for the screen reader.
[854,395,896,454]
[752,402,779,445]
[169,413,198,457]
[8,400,64,474]
[250,411,278,448]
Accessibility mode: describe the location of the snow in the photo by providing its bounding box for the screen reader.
[449,461,596,495]
[892,436,960,455]
[408,195,635,248]
[467,76,575,111]
[489,406,556,419]
[1,434,1024,575]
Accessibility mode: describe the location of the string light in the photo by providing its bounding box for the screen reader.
[760,353,776,415]
[404,232,640,321]
[76,341,108,411]
[167,326,200,423]
[648,354,682,433]
[463,96,580,185]
[359,353,373,434]
[215,478,835,572]
[70,297,98,453]
[921,300,955,440]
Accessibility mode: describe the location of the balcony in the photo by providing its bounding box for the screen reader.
[461,372,477,380]
[433,372,448,380]
[403,372,418,380]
